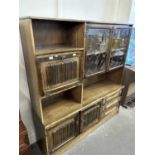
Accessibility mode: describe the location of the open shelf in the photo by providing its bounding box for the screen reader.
[43,98,81,127]
[35,45,84,55]
[83,79,123,106]
[43,79,122,127]
[32,19,85,55]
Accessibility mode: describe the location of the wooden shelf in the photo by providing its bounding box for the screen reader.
[43,98,81,127]
[87,51,107,56]
[111,47,126,52]
[43,79,123,128]
[35,45,84,55]
[83,80,123,106]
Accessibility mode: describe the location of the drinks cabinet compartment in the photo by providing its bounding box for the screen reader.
[36,52,83,95]
[47,114,80,152]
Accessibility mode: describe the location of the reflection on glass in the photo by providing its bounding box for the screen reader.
[86,28,110,76]
[86,53,106,76]
[110,55,124,68]
[112,29,130,50]
[87,28,110,54]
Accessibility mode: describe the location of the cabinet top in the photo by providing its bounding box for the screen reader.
[20,16,133,26]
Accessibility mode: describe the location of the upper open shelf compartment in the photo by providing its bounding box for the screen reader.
[32,19,85,55]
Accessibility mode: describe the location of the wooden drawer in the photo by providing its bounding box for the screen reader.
[36,52,82,94]
[106,89,121,102]
[47,114,79,152]
[106,96,121,109]
[105,106,119,116]
[80,104,100,132]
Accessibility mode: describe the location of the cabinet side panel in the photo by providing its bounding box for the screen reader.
[20,19,43,122]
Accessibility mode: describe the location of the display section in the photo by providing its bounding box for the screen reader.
[109,28,130,70]
[85,27,110,77]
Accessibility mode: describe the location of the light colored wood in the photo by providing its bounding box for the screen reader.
[52,108,119,155]
[35,46,84,56]
[20,18,132,155]
[106,97,121,109]
[43,98,81,128]
[70,84,83,103]
[43,80,122,129]
[20,19,44,122]
[83,79,123,106]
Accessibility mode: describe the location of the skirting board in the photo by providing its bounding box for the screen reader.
[52,108,119,155]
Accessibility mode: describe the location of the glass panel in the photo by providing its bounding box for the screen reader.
[112,28,130,50]
[85,28,110,76]
[86,53,106,76]
[87,28,110,54]
[109,55,124,68]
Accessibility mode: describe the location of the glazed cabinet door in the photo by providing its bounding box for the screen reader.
[36,52,82,95]
[80,104,100,132]
[85,26,111,77]
[108,27,131,70]
[47,115,79,153]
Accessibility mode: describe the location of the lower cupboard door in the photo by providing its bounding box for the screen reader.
[81,104,100,132]
[47,116,79,152]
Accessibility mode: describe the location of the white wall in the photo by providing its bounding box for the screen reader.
[19,0,58,17]
[19,0,134,144]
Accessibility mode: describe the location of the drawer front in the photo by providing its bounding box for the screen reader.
[105,106,119,116]
[106,96,121,109]
[47,115,79,152]
[81,104,100,132]
[36,52,82,94]
[106,90,121,102]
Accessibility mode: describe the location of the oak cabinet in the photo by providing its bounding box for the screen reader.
[20,17,132,155]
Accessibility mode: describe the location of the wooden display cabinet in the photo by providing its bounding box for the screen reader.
[20,17,132,155]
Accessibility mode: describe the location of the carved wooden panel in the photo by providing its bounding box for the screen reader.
[47,115,79,152]
[36,52,82,94]
[81,104,100,132]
